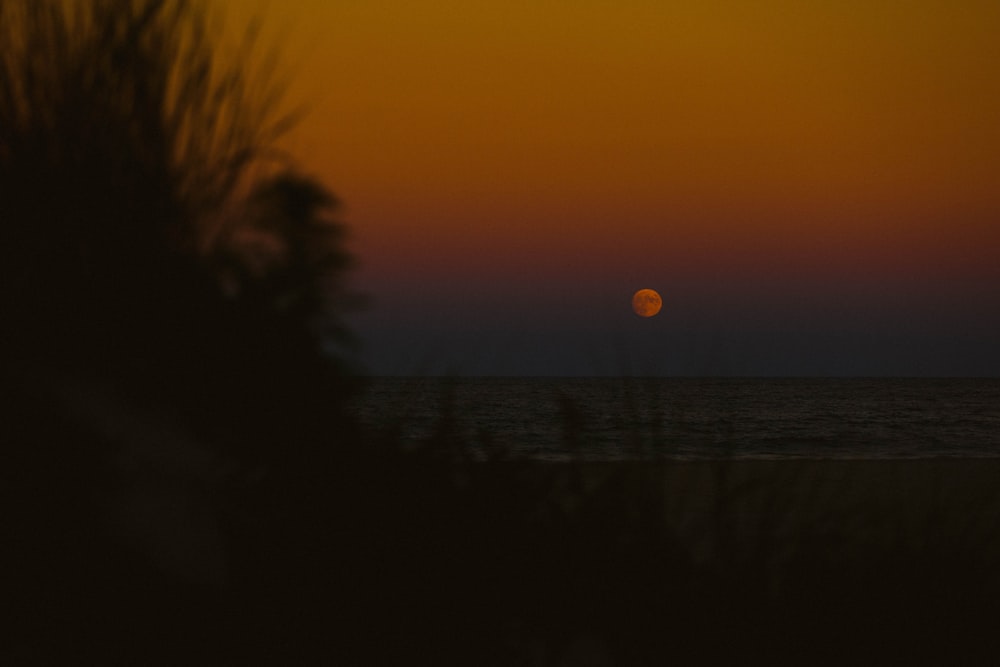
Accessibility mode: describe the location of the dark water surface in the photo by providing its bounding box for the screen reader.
[351,377,1000,460]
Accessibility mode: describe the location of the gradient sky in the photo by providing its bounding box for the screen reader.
[236,1,1000,375]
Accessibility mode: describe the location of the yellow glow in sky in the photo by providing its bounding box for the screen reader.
[230,1,1000,285]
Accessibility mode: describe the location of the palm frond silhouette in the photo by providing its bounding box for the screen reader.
[2,7,362,660]
[0,0,357,387]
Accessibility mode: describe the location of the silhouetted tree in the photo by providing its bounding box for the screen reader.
[0,2,362,662]
[217,172,358,351]
[0,0,359,427]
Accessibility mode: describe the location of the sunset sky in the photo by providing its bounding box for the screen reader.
[237,1,1000,375]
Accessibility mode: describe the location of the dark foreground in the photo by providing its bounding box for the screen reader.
[9,432,1000,665]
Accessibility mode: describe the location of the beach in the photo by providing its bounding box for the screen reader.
[10,415,1000,663]
[383,457,1000,663]
[572,457,1000,566]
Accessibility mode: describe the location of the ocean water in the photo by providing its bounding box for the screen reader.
[351,377,1000,461]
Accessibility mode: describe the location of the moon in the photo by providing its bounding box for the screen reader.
[632,289,662,317]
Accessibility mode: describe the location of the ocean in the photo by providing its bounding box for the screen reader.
[351,377,1000,461]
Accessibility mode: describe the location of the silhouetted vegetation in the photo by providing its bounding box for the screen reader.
[4,2,1000,665]
[1,1,362,662]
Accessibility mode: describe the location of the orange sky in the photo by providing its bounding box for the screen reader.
[229,1,1000,374]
